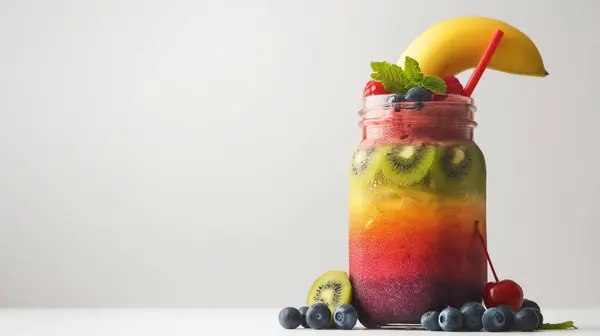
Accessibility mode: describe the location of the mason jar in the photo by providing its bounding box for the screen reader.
[349,94,487,327]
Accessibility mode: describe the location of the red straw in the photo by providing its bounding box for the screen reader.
[463,29,504,97]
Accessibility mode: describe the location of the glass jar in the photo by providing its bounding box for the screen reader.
[348,95,487,327]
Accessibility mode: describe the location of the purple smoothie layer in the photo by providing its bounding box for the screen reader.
[351,275,484,327]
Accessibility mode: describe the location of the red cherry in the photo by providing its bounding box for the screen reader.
[483,280,524,311]
[363,80,390,97]
[443,76,465,95]
[475,221,524,311]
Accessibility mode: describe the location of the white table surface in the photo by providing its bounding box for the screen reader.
[0,309,595,335]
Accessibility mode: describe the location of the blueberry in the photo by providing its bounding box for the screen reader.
[298,306,310,328]
[387,94,406,104]
[460,302,485,331]
[278,307,301,329]
[306,303,331,330]
[333,304,358,330]
[438,307,463,331]
[521,299,541,312]
[420,311,442,331]
[497,305,515,330]
[405,87,432,102]
[482,307,507,332]
[514,307,540,331]
[521,299,543,329]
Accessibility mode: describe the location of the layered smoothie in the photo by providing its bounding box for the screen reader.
[278,15,554,333]
[349,95,487,326]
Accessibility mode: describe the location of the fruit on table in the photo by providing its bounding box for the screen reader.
[420,311,442,331]
[515,307,540,331]
[333,304,358,330]
[482,307,508,332]
[476,221,524,315]
[306,271,352,313]
[278,307,302,329]
[397,16,548,77]
[305,303,332,329]
[438,307,463,331]
[417,303,565,332]
[520,299,543,329]
[521,298,541,311]
[497,304,516,330]
[483,279,524,312]
[298,306,310,328]
[460,302,485,331]
[379,144,436,186]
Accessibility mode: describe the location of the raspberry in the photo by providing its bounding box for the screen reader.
[443,76,464,95]
[363,80,390,97]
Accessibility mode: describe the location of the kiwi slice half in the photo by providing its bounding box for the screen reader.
[307,271,352,313]
[350,147,381,186]
[378,144,436,186]
[430,144,485,193]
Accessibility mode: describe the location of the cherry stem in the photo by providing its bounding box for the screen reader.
[475,221,499,282]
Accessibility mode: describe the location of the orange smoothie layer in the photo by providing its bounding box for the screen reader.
[350,189,485,280]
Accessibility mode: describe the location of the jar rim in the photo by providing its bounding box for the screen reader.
[359,95,475,119]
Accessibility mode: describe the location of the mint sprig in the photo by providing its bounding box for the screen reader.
[539,321,578,330]
[370,57,447,94]
[370,61,406,94]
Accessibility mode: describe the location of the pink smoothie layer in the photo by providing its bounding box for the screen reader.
[360,94,476,143]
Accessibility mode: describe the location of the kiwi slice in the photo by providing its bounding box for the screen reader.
[378,144,436,186]
[430,144,485,193]
[307,271,352,313]
[350,147,381,186]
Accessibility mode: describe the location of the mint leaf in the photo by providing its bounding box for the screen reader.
[404,56,423,85]
[370,61,387,73]
[539,321,577,330]
[370,73,382,81]
[422,75,447,93]
[370,61,407,94]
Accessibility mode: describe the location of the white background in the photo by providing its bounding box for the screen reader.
[0,0,598,308]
